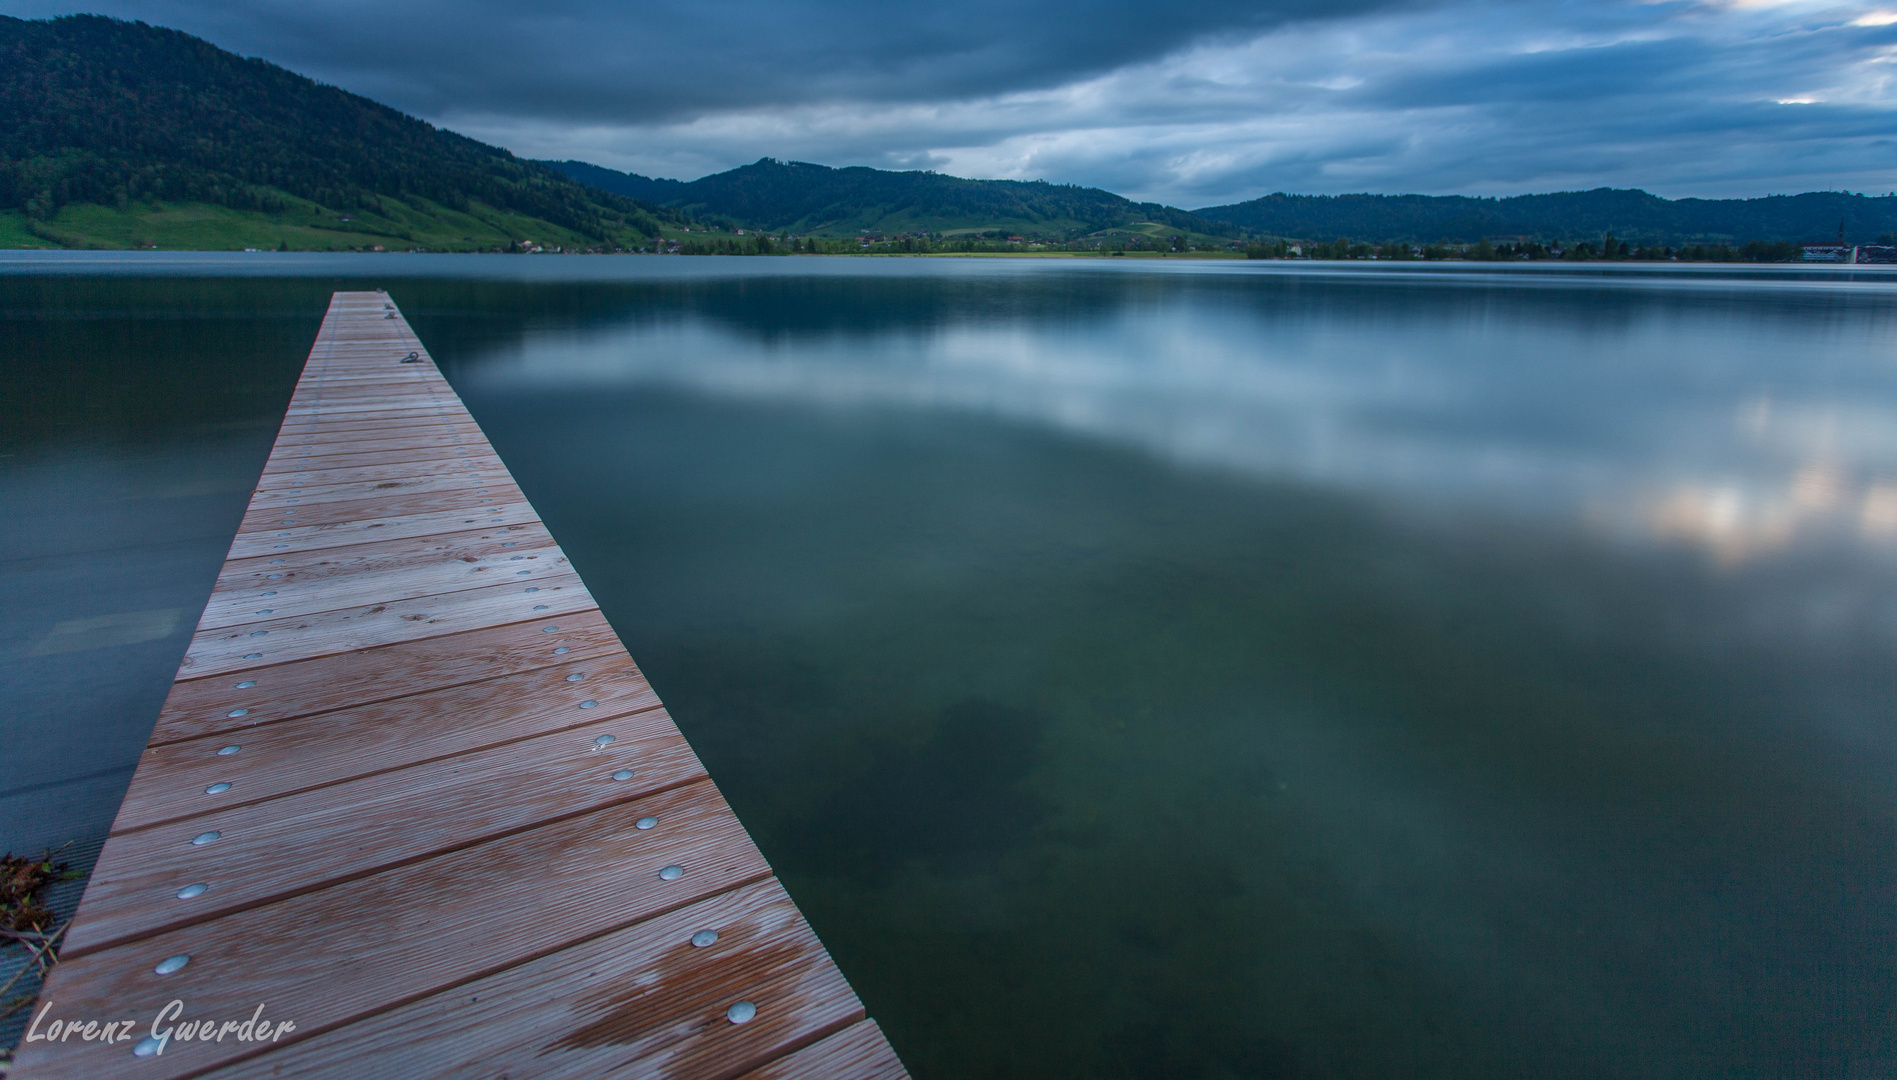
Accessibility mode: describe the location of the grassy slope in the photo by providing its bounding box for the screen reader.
[0,191,638,251]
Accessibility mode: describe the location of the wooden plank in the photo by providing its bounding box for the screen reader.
[9,291,907,1080]
[246,475,522,512]
[270,416,480,438]
[223,506,542,560]
[253,438,487,468]
[200,533,565,630]
[236,484,516,534]
[282,402,468,420]
[261,437,494,462]
[149,609,628,746]
[112,654,666,835]
[255,452,506,489]
[68,715,708,956]
[197,879,864,1080]
[209,527,559,593]
[737,1020,911,1080]
[177,571,595,678]
[16,783,772,1078]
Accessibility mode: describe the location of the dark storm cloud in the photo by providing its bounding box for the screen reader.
[3,0,1418,122]
[5,0,1894,202]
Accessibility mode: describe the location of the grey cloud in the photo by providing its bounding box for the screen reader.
[2,0,1421,122]
[4,0,1891,205]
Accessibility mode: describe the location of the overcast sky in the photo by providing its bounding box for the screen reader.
[8,0,1897,205]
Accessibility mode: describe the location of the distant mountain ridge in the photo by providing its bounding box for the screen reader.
[549,158,1897,246]
[5,13,1893,252]
[0,14,680,248]
[542,158,1232,239]
[1192,189,1897,245]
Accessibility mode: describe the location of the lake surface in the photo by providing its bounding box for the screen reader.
[7,253,1897,1077]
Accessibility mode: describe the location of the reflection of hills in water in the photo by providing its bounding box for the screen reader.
[11,263,1896,1077]
[426,264,1897,1077]
[432,267,1897,571]
[462,380,1897,1079]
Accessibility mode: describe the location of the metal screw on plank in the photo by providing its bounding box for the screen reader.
[154,954,191,975]
[235,681,256,689]
[543,626,560,633]
[257,609,273,615]
[535,605,550,611]
[205,783,231,794]
[692,930,718,947]
[553,647,570,655]
[579,701,598,709]
[593,734,614,748]
[227,709,249,717]
[727,1001,757,1024]
[191,832,221,846]
[659,865,684,881]
[217,745,241,756]
[243,652,263,659]
[636,817,657,829]
[175,884,208,900]
[612,769,635,781]
[568,674,585,682]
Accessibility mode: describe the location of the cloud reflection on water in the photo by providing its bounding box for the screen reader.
[458,268,1897,568]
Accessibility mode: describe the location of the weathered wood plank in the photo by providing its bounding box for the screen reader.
[223,506,542,560]
[118,656,665,836]
[254,452,507,489]
[245,474,521,514]
[150,609,628,746]
[178,572,595,678]
[197,879,863,1080]
[737,1020,912,1080]
[69,715,708,956]
[200,533,565,629]
[15,782,772,1078]
[237,484,517,534]
[254,439,487,470]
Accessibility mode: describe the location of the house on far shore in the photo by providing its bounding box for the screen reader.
[1801,244,1856,262]
[1855,245,1897,264]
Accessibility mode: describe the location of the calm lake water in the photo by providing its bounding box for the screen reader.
[7,253,1897,1077]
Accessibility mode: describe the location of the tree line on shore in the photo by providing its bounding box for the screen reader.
[660,230,1854,262]
[1241,236,1818,261]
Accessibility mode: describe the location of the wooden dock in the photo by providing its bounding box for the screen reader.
[10,292,909,1079]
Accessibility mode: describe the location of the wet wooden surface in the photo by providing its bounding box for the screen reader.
[12,293,907,1080]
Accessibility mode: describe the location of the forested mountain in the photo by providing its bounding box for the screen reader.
[542,157,1233,238]
[0,15,682,249]
[545,160,690,206]
[1193,188,1897,245]
[5,13,1891,252]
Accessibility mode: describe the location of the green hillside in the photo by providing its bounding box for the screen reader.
[0,14,686,251]
[543,157,1236,241]
[1194,188,1897,245]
